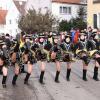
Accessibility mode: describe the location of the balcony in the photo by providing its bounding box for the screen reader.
[93,0,100,3]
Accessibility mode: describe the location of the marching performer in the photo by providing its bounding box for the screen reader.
[4,33,11,50]
[93,52,100,81]
[50,34,62,83]
[60,34,74,81]
[22,35,35,85]
[35,34,47,84]
[87,29,100,81]
[44,33,53,62]
[0,40,9,88]
[10,40,20,86]
[75,32,90,81]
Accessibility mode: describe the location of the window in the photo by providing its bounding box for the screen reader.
[44,7,48,12]
[44,7,48,10]
[63,7,67,13]
[9,20,11,24]
[68,7,71,14]
[59,6,72,14]
[60,7,63,13]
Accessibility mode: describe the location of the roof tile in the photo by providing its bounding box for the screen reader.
[0,9,8,24]
[52,0,81,4]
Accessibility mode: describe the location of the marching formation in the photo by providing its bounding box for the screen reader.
[0,28,100,88]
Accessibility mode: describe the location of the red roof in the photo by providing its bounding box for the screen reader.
[52,0,81,4]
[0,9,8,24]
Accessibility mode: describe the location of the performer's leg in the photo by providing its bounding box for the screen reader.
[12,63,19,86]
[39,61,45,84]
[93,54,100,81]
[55,61,60,83]
[83,61,88,81]
[66,62,71,81]
[24,62,33,85]
[93,60,99,81]
[2,66,8,88]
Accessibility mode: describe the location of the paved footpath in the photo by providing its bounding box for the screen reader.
[0,60,100,100]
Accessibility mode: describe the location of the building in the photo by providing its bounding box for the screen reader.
[14,0,26,15]
[25,0,87,21]
[0,9,8,34]
[87,0,100,28]
[0,0,87,36]
[0,0,26,37]
[52,0,87,21]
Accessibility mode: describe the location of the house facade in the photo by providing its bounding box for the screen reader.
[25,0,87,21]
[52,0,80,21]
[87,0,100,28]
[0,0,26,37]
[52,0,87,21]
[0,0,87,36]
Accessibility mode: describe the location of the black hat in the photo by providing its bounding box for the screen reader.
[79,32,87,37]
[6,33,10,37]
[65,34,71,38]
[52,33,59,39]
[80,32,86,35]
[64,35,71,43]
[25,35,32,40]
[38,34,47,39]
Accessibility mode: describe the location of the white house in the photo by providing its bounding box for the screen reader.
[0,0,87,36]
[52,0,87,21]
[25,0,87,21]
[0,0,26,37]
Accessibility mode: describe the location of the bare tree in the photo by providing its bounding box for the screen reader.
[18,8,58,34]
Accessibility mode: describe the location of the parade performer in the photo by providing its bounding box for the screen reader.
[50,34,62,83]
[87,29,100,81]
[22,35,35,85]
[35,34,47,84]
[75,32,90,81]
[10,40,20,86]
[60,34,74,81]
[0,40,9,88]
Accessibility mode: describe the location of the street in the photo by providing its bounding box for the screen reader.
[0,60,100,100]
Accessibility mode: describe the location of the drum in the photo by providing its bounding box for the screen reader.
[63,52,72,62]
[36,49,47,61]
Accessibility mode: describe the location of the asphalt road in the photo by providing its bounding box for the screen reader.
[0,60,100,100]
